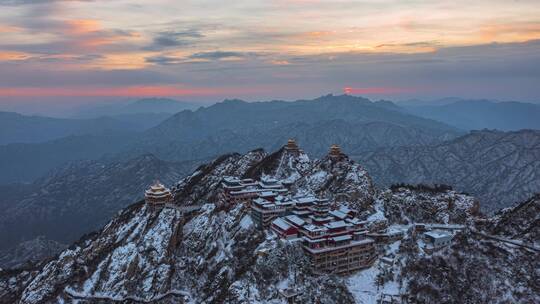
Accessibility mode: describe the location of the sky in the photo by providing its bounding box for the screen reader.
[0,0,539,115]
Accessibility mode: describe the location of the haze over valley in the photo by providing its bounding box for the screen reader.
[1,95,538,252]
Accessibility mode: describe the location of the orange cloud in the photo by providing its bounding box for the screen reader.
[77,36,123,49]
[478,22,540,43]
[65,19,101,35]
[374,42,439,54]
[0,25,23,33]
[90,53,150,70]
[0,85,270,97]
[0,51,31,61]
[270,60,291,65]
[304,31,333,38]
[60,19,142,53]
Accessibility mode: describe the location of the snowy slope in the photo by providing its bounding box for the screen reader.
[174,149,267,206]
[1,145,538,304]
[294,154,375,213]
[379,185,480,225]
[12,203,184,303]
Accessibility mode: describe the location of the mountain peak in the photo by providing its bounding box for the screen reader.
[221,98,247,105]
[2,141,538,303]
[314,93,372,104]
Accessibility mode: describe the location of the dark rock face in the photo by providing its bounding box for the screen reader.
[487,193,540,243]
[358,129,540,212]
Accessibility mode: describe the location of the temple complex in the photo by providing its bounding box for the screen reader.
[215,139,459,276]
[141,138,460,278]
[220,176,288,206]
[270,201,377,274]
[251,197,295,227]
[145,181,173,208]
[250,195,330,228]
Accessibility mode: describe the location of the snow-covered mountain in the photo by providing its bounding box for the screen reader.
[244,146,375,213]
[385,227,538,304]
[1,144,537,303]
[379,184,480,225]
[357,129,540,212]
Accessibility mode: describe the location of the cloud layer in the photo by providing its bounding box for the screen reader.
[0,0,539,110]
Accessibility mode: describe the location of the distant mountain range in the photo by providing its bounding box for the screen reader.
[402,99,540,131]
[127,94,460,161]
[0,111,140,145]
[0,236,66,269]
[356,129,540,212]
[0,154,200,251]
[0,134,139,183]
[0,98,202,146]
[1,95,538,207]
[4,96,538,148]
[0,94,460,184]
[73,98,201,118]
[0,95,538,210]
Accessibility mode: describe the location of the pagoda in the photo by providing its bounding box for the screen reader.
[285,138,299,152]
[145,181,173,208]
[329,144,342,157]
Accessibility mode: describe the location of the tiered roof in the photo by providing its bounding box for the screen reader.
[145,181,172,203]
[329,144,342,156]
[273,199,368,239]
[285,138,300,151]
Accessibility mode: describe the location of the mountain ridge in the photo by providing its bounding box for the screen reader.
[404,99,540,131]
[1,142,536,303]
[0,94,460,185]
[356,129,540,212]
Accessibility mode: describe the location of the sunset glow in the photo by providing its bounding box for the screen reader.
[0,85,277,98]
[0,0,539,103]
